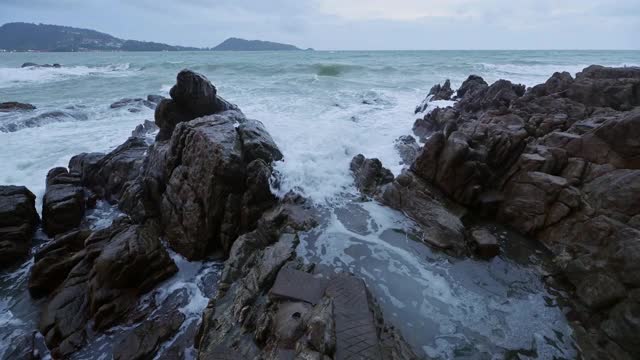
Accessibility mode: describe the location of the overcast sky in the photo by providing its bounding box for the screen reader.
[1,0,639,50]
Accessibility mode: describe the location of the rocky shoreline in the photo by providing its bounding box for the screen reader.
[0,65,638,359]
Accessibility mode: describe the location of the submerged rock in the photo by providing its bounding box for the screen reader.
[21,62,61,68]
[394,135,421,165]
[0,186,39,268]
[0,101,36,112]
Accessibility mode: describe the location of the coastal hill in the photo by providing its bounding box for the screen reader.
[0,22,309,52]
[0,22,199,52]
[212,37,308,51]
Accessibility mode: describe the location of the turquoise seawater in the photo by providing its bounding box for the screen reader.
[1,50,639,359]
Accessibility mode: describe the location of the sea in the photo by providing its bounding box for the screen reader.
[1,50,639,359]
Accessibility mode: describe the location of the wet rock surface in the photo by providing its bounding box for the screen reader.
[402,65,640,358]
[42,167,85,236]
[37,220,177,358]
[0,186,39,268]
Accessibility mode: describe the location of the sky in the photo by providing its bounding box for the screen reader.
[1,0,639,50]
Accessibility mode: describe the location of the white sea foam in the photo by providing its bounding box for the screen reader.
[0,63,133,88]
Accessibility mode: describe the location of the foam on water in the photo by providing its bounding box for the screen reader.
[0,63,133,89]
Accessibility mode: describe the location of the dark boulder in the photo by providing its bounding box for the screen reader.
[455,75,488,99]
[160,111,281,259]
[457,79,526,113]
[155,69,239,141]
[349,154,394,196]
[42,167,85,237]
[0,186,39,268]
[237,119,284,163]
[0,101,36,112]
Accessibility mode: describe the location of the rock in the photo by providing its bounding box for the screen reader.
[270,267,328,305]
[42,167,85,237]
[146,94,166,104]
[378,170,466,253]
[131,119,159,138]
[568,65,640,110]
[0,101,36,112]
[237,119,284,163]
[412,107,458,141]
[394,135,421,165]
[415,79,454,113]
[160,112,280,259]
[349,154,394,196]
[469,228,500,258]
[0,186,39,268]
[455,74,488,99]
[29,229,91,298]
[110,98,155,111]
[602,290,640,355]
[155,69,239,141]
[576,273,627,310]
[39,221,177,357]
[21,62,61,68]
[113,311,186,360]
[77,136,148,203]
[398,66,640,358]
[457,79,526,113]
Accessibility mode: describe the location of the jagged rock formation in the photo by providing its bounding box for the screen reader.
[26,69,295,357]
[401,65,640,358]
[0,186,39,268]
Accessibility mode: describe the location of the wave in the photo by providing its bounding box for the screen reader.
[0,63,134,89]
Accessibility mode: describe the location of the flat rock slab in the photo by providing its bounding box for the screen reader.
[207,345,242,360]
[326,274,382,360]
[270,267,328,305]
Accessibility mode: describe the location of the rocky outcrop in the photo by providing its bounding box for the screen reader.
[36,220,177,358]
[42,167,85,236]
[0,101,36,112]
[0,186,39,268]
[406,65,640,358]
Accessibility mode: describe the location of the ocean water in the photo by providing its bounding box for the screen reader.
[1,50,639,359]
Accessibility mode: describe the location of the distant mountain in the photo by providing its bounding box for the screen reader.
[212,37,309,51]
[0,22,200,52]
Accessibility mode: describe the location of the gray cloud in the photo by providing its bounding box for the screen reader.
[0,0,638,49]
